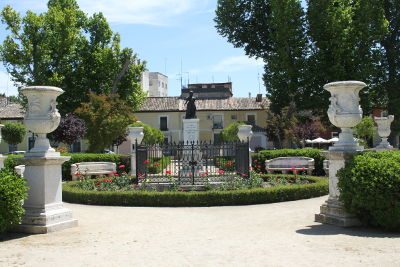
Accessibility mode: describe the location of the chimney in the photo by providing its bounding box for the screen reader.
[248,92,251,99]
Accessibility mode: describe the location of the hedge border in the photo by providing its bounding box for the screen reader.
[62,176,328,207]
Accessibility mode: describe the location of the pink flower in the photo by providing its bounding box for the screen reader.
[143,160,150,164]
[218,169,225,175]
[118,164,125,169]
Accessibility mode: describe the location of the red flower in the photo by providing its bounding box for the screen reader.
[75,172,81,176]
[301,167,305,171]
[143,160,150,164]
[114,173,119,177]
[118,164,125,169]
[218,169,225,175]
[154,162,160,167]
[165,170,172,175]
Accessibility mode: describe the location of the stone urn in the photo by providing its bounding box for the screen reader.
[21,86,64,156]
[374,115,394,149]
[324,81,366,151]
[128,126,144,145]
[237,125,253,142]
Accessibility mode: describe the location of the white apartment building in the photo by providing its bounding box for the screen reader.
[141,72,168,97]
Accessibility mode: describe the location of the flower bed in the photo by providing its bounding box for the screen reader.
[62,174,328,207]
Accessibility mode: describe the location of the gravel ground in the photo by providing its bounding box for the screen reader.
[1,196,399,267]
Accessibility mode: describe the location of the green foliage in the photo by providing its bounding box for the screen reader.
[0,0,146,115]
[146,157,171,174]
[220,122,245,142]
[338,151,400,231]
[62,176,328,207]
[214,156,235,172]
[0,170,28,233]
[61,153,130,180]
[353,116,375,148]
[252,148,326,175]
[3,154,23,172]
[75,93,135,152]
[130,121,164,145]
[2,122,26,145]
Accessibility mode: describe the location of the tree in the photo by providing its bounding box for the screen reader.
[353,116,375,148]
[75,93,135,152]
[215,0,309,113]
[50,113,86,149]
[2,122,26,149]
[130,121,164,145]
[220,121,246,142]
[293,117,325,147]
[0,0,146,114]
[265,102,297,148]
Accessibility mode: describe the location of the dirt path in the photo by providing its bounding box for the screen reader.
[1,196,399,267]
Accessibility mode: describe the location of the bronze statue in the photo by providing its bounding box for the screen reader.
[185,91,197,119]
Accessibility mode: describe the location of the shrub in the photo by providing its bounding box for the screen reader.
[4,154,24,172]
[252,148,325,175]
[130,121,164,145]
[50,113,86,147]
[62,153,130,180]
[2,122,27,147]
[0,170,28,233]
[62,176,328,207]
[220,122,246,142]
[338,151,400,231]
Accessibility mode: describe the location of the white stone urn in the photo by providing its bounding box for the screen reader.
[237,124,253,142]
[128,126,144,145]
[21,86,63,156]
[374,115,394,149]
[324,81,366,151]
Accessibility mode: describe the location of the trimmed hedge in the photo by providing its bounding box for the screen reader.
[62,153,130,180]
[3,154,24,172]
[0,170,28,233]
[62,176,328,207]
[338,150,400,231]
[252,148,325,175]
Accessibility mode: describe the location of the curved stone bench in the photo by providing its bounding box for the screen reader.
[71,162,116,181]
[265,157,315,175]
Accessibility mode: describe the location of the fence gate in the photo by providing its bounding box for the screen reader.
[135,141,249,185]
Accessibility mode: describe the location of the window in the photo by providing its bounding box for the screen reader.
[231,114,237,120]
[71,141,81,153]
[213,115,223,129]
[247,114,256,125]
[160,116,168,131]
[214,133,222,144]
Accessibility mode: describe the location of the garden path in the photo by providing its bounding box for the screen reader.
[1,196,399,267]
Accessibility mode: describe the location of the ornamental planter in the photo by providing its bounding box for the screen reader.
[324,81,366,151]
[128,126,144,145]
[21,86,63,156]
[374,115,394,150]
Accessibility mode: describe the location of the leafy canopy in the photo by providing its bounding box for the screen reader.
[50,113,86,145]
[220,121,246,142]
[75,93,135,152]
[0,0,146,114]
[2,122,26,145]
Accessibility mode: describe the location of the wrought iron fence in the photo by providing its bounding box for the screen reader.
[135,141,250,185]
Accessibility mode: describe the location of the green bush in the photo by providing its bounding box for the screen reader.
[62,176,328,207]
[338,151,400,231]
[130,121,164,145]
[4,154,24,172]
[252,148,325,175]
[62,153,130,180]
[0,170,28,233]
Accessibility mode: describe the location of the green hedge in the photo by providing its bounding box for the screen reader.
[62,153,130,180]
[62,176,328,207]
[252,148,325,175]
[0,170,28,233]
[3,154,24,172]
[338,150,400,231]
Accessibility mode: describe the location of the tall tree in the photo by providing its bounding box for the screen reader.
[0,0,146,114]
[215,0,308,113]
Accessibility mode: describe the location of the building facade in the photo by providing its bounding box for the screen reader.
[141,72,168,97]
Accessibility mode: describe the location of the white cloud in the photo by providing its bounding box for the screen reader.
[212,55,264,73]
[0,71,19,96]
[78,0,208,25]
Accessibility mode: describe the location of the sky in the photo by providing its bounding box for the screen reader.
[0,0,265,98]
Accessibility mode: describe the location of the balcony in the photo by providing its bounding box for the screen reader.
[212,123,223,129]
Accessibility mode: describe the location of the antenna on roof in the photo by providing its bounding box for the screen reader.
[227,75,231,82]
[257,72,261,94]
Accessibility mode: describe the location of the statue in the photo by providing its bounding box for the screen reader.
[185,90,197,119]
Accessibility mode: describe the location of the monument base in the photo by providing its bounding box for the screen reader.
[16,156,78,234]
[315,198,361,227]
[15,205,78,234]
[182,118,200,143]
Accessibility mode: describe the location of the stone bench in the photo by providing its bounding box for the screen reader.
[71,162,116,181]
[265,157,315,175]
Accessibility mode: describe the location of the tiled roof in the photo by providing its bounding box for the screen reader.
[138,97,269,112]
[0,103,25,119]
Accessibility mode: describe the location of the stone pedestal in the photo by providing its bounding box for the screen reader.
[15,156,78,234]
[0,154,6,170]
[183,119,200,143]
[315,151,361,227]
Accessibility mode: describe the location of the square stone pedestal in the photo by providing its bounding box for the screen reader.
[183,118,200,143]
[14,156,78,234]
[315,150,361,227]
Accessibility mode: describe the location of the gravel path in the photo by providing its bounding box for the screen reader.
[1,196,399,267]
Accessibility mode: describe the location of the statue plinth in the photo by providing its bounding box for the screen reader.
[183,119,200,144]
